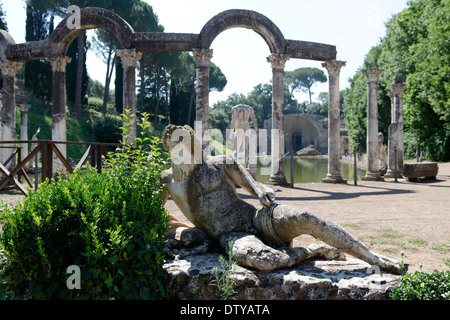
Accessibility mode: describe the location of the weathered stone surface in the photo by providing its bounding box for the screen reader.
[322,60,346,184]
[297,145,320,156]
[403,162,439,181]
[163,251,401,300]
[362,67,384,181]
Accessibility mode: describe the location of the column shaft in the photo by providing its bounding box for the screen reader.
[117,49,142,143]
[0,60,22,167]
[193,49,213,139]
[47,56,71,175]
[362,67,384,181]
[386,77,406,178]
[322,60,347,184]
[267,54,289,186]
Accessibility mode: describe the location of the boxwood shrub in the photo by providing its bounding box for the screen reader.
[0,114,170,299]
[390,269,450,300]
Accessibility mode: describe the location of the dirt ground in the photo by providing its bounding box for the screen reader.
[1,162,449,274]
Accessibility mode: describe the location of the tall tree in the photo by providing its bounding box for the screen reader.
[0,3,7,31]
[343,0,449,161]
[24,3,53,101]
[285,67,327,104]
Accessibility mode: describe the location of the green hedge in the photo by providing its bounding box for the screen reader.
[390,269,450,300]
[0,120,170,299]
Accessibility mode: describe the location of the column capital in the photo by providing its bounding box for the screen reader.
[46,56,72,73]
[193,48,213,67]
[362,67,384,83]
[391,82,406,96]
[266,53,290,71]
[117,48,142,68]
[0,60,23,76]
[322,60,346,77]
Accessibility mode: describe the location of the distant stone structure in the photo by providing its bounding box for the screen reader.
[264,114,328,154]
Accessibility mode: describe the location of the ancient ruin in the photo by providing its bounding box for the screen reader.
[362,67,384,181]
[385,75,406,178]
[0,7,342,182]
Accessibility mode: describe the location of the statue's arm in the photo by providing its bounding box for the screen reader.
[161,168,172,206]
[223,157,275,207]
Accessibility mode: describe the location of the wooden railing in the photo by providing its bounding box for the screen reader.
[0,140,121,196]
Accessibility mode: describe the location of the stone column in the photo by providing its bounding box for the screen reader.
[19,103,31,166]
[117,48,142,143]
[193,48,213,139]
[385,75,406,178]
[0,60,22,167]
[267,53,290,185]
[47,55,71,175]
[362,67,384,181]
[322,60,347,184]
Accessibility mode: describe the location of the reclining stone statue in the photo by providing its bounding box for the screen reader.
[161,124,404,274]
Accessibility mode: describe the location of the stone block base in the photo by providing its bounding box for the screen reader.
[322,174,347,184]
[163,253,401,300]
[267,174,289,186]
[362,172,384,181]
[403,162,438,182]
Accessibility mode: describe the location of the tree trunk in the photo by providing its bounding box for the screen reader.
[153,67,160,126]
[139,56,145,114]
[187,83,195,126]
[163,68,170,125]
[102,35,116,115]
[75,31,85,119]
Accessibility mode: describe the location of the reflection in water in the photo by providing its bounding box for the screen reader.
[256,156,366,184]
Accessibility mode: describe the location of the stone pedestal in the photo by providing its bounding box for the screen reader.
[362,67,384,181]
[0,60,22,167]
[193,48,213,140]
[322,60,347,184]
[47,56,71,175]
[117,49,142,143]
[385,76,406,178]
[267,54,290,186]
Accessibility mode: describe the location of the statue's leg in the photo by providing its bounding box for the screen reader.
[219,232,343,272]
[269,205,404,274]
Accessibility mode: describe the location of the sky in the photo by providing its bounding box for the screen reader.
[2,0,409,106]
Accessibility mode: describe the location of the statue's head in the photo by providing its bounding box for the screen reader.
[162,124,196,153]
[162,125,203,179]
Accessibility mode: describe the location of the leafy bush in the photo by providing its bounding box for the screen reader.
[90,113,123,144]
[390,269,450,300]
[0,112,170,299]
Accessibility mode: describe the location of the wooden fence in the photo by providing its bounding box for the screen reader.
[0,140,121,196]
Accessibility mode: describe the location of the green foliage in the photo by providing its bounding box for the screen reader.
[390,269,450,300]
[285,67,327,104]
[343,0,450,161]
[0,112,170,299]
[211,241,237,300]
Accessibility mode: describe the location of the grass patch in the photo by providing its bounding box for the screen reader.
[432,241,450,254]
[408,237,428,247]
[379,228,403,239]
[340,223,362,230]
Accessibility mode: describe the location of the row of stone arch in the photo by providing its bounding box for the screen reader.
[0,7,345,185]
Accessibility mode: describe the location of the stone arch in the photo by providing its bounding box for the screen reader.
[49,7,134,56]
[0,30,16,61]
[198,9,285,53]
